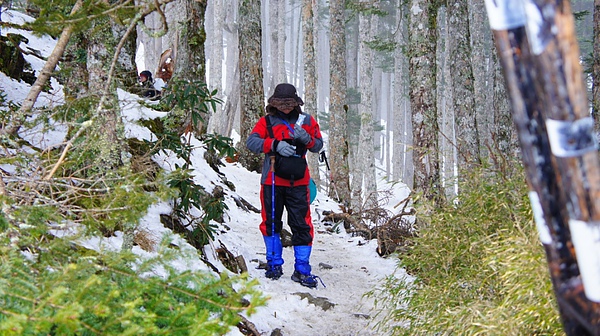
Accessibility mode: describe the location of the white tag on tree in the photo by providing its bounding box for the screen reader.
[570,219,600,302]
[484,0,526,31]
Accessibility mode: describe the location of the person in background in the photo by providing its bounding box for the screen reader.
[138,70,158,99]
[246,83,324,288]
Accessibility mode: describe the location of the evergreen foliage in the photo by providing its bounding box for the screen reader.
[0,226,266,335]
[140,89,235,247]
[160,79,223,135]
[0,52,255,334]
[373,162,563,335]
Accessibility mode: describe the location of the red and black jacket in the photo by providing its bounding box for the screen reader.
[246,110,323,186]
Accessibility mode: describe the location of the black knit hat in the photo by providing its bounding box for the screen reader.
[139,70,152,79]
[268,83,304,106]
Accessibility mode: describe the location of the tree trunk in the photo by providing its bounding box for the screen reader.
[2,0,83,136]
[61,33,89,101]
[393,0,413,187]
[221,0,240,137]
[408,0,442,203]
[211,0,223,93]
[448,0,479,170]
[268,0,279,92]
[437,7,455,199]
[593,0,600,135]
[469,0,493,162]
[486,1,600,336]
[175,0,207,82]
[486,1,600,332]
[328,0,351,205]
[175,0,207,133]
[238,0,264,173]
[491,45,515,157]
[354,8,377,210]
[346,11,359,166]
[206,0,226,135]
[302,0,320,186]
[86,17,131,170]
[277,0,286,83]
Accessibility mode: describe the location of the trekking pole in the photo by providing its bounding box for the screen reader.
[319,151,340,201]
[270,155,276,261]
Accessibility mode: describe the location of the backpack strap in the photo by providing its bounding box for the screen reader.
[266,115,279,156]
[265,115,275,139]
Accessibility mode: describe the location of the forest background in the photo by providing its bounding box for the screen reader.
[0,0,598,334]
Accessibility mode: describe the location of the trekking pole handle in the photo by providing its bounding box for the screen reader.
[270,155,275,173]
[319,151,331,171]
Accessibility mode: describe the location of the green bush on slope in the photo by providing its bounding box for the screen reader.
[0,223,266,335]
[0,79,261,335]
[379,166,563,335]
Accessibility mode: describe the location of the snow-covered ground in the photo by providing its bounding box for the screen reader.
[1,9,413,335]
[119,89,412,334]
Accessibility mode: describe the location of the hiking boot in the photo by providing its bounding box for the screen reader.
[265,265,283,280]
[291,270,322,288]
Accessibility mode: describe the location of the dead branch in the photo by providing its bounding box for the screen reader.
[232,195,260,213]
[323,199,416,256]
[2,0,83,137]
[235,314,260,336]
[322,211,371,238]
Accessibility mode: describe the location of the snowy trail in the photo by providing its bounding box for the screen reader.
[1,11,411,334]
[216,162,408,336]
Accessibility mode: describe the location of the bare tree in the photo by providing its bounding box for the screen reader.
[593,0,600,134]
[448,0,479,170]
[237,0,265,172]
[210,0,223,93]
[268,0,279,92]
[302,0,321,186]
[206,0,226,135]
[175,0,207,83]
[277,0,286,82]
[328,0,351,205]
[469,0,494,161]
[353,5,377,210]
[207,0,239,137]
[393,0,413,187]
[408,0,442,203]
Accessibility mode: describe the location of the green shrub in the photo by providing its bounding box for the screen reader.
[375,164,563,335]
[0,228,266,335]
[159,79,222,134]
[0,73,254,334]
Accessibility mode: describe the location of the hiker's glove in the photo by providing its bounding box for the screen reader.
[275,141,296,157]
[294,125,311,145]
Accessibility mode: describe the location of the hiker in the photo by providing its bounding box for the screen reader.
[246,83,324,288]
[137,70,159,98]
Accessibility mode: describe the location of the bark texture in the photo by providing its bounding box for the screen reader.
[302,0,320,186]
[328,0,351,205]
[211,0,223,94]
[238,0,264,173]
[448,0,478,168]
[354,9,377,210]
[393,0,413,187]
[408,0,442,203]
[593,0,600,135]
